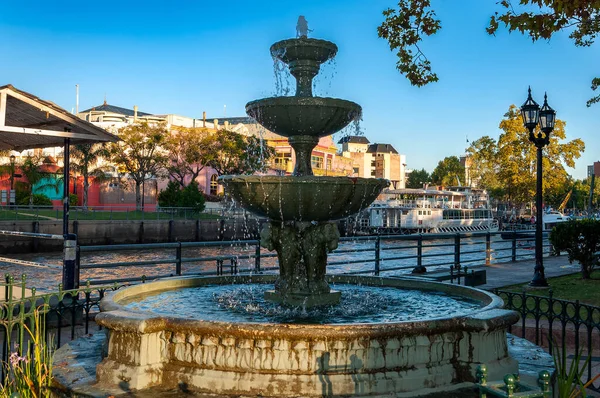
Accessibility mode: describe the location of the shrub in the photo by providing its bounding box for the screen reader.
[179,181,206,213]
[158,181,181,208]
[158,180,206,212]
[69,193,79,206]
[549,219,600,279]
[17,194,52,206]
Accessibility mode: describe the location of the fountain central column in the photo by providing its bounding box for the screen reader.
[261,222,341,306]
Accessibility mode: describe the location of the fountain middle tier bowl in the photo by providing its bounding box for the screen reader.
[219,175,388,222]
[270,38,338,64]
[246,96,362,138]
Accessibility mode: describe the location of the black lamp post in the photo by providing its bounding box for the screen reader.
[521,87,556,287]
[9,154,15,205]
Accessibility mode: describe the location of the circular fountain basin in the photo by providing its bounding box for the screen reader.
[95,275,519,396]
[246,96,362,138]
[218,175,388,221]
[270,38,337,64]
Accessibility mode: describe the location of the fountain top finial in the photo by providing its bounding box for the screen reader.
[296,16,312,38]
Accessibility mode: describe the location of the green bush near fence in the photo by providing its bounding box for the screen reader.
[158,180,206,213]
[549,219,600,279]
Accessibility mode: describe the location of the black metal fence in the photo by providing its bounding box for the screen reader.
[494,289,600,392]
[0,274,123,384]
[76,230,547,285]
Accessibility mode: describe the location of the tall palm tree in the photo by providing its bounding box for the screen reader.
[69,143,111,209]
[20,155,55,206]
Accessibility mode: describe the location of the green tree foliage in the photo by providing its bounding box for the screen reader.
[108,122,169,210]
[430,156,465,186]
[158,180,206,212]
[406,168,430,188]
[163,127,215,187]
[69,143,111,209]
[550,219,600,279]
[208,130,275,176]
[377,0,441,87]
[379,0,600,105]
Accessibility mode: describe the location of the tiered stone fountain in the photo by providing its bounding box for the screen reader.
[219,32,388,307]
[73,26,521,398]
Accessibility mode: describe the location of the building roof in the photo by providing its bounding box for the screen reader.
[367,143,399,154]
[207,116,256,125]
[80,103,152,117]
[337,135,370,144]
[0,85,118,151]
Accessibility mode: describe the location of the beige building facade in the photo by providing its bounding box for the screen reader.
[338,136,406,189]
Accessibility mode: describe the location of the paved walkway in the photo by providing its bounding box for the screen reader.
[419,254,580,290]
[478,254,580,290]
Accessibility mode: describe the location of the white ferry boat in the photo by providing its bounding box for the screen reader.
[353,186,498,234]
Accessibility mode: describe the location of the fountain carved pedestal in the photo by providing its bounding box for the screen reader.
[261,221,341,306]
[220,35,388,307]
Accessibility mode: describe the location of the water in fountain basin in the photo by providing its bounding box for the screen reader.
[122,283,480,324]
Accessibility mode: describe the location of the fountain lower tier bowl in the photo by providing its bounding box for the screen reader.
[95,274,519,396]
[218,175,388,221]
[246,96,362,138]
[270,38,338,64]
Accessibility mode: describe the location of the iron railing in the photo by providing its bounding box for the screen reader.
[76,230,548,285]
[0,274,124,383]
[494,289,600,392]
[0,205,226,221]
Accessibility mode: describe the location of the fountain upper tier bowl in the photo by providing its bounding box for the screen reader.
[246,97,361,138]
[219,175,388,222]
[270,38,337,65]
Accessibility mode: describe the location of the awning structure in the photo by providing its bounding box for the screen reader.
[0,84,118,150]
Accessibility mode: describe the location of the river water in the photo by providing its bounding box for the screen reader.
[0,236,539,292]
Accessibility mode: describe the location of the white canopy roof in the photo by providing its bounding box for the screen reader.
[0,85,118,151]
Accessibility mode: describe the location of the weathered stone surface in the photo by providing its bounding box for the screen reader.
[87,275,521,396]
[54,331,556,397]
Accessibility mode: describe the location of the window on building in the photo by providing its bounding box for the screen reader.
[353,167,359,174]
[273,152,292,170]
[311,155,324,170]
[210,174,218,196]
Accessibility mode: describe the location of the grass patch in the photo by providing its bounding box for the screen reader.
[500,270,600,307]
[498,270,600,322]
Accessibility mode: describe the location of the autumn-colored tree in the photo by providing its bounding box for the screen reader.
[208,130,274,176]
[430,156,465,187]
[163,127,215,187]
[406,168,430,188]
[108,122,169,210]
[492,105,584,207]
[69,143,111,209]
[379,0,600,106]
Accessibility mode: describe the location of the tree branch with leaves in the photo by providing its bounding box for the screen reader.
[380,0,600,105]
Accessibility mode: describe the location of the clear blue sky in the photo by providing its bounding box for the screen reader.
[1,0,598,179]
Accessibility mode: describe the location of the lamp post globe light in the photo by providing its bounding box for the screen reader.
[521,87,556,287]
